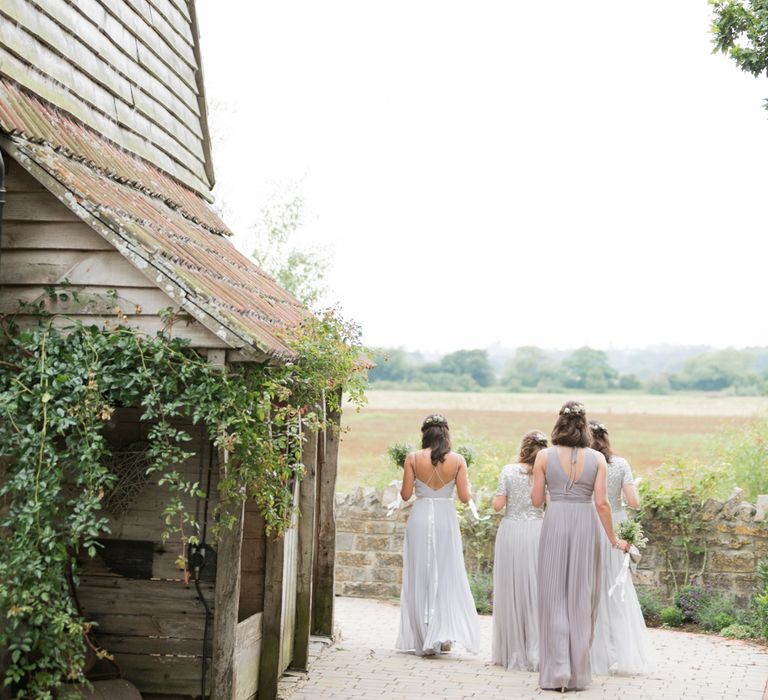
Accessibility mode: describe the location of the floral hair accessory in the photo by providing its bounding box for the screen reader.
[561,403,585,416]
[532,432,548,445]
[590,422,608,434]
[422,413,448,428]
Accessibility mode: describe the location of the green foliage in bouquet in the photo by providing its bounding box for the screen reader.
[387,442,476,469]
[616,518,648,549]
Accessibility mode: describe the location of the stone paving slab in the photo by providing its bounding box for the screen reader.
[280,597,768,700]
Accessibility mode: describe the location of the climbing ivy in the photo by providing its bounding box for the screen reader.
[0,309,368,697]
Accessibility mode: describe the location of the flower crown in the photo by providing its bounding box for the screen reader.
[422,413,448,428]
[590,422,608,434]
[531,431,548,445]
[561,403,585,416]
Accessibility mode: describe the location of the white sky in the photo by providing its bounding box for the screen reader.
[197,1,768,354]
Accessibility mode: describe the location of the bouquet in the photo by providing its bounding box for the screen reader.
[609,517,648,601]
[387,442,476,469]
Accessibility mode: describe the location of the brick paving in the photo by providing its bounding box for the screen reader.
[280,597,768,700]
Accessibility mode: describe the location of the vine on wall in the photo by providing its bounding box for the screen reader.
[0,308,368,697]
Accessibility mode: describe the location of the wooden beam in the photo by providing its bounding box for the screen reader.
[211,453,245,700]
[291,423,319,671]
[312,390,342,637]
[257,529,286,700]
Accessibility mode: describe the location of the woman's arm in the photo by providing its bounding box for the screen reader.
[594,454,628,552]
[623,483,640,510]
[400,452,415,501]
[455,455,471,504]
[530,450,547,508]
[622,461,640,509]
[492,466,507,512]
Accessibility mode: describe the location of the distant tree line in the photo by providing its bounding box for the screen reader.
[368,345,768,394]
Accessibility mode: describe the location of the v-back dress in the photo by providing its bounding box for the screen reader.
[492,464,543,671]
[591,456,655,675]
[396,452,480,656]
[538,447,603,690]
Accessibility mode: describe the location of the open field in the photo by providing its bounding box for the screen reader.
[337,391,768,493]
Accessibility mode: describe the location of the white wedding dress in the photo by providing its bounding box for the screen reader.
[396,456,480,656]
[591,456,655,675]
[491,463,543,671]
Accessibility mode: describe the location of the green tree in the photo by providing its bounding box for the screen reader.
[439,349,495,387]
[368,347,412,383]
[711,0,768,109]
[502,346,557,389]
[251,188,329,307]
[671,348,761,391]
[561,347,618,390]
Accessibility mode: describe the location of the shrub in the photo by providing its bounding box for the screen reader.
[660,606,685,627]
[468,571,493,614]
[713,417,768,501]
[697,594,739,632]
[675,584,712,622]
[751,557,768,639]
[636,588,666,626]
[720,623,754,639]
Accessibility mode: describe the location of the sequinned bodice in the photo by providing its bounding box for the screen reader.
[495,464,543,521]
[606,456,634,512]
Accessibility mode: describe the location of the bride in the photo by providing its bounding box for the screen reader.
[396,414,480,656]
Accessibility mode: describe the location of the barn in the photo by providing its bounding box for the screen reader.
[0,1,342,698]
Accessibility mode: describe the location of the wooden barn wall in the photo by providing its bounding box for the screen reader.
[0,156,227,349]
[279,479,301,673]
[0,0,212,194]
[77,407,219,697]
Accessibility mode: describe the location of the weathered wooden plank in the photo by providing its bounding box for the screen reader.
[279,479,300,672]
[1,222,112,250]
[4,159,46,192]
[292,425,319,670]
[59,0,201,120]
[238,505,266,618]
[8,314,230,349]
[0,47,208,197]
[312,394,342,636]
[4,191,81,222]
[78,576,214,615]
[109,653,206,696]
[82,611,205,638]
[0,286,176,316]
[90,634,204,656]
[234,612,263,700]
[145,0,195,50]
[0,249,148,285]
[97,0,198,86]
[257,531,285,700]
[211,474,244,700]
[2,0,132,103]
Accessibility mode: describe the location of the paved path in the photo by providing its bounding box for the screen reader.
[280,597,768,700]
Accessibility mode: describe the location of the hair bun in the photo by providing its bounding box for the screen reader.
[422,413,449,430]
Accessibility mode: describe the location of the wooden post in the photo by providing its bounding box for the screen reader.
[211,450,245,700]
[311,390,342,637]
[257,531,286,700]
[291,423,319,670]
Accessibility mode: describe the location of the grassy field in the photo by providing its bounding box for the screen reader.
[336,391,768,493]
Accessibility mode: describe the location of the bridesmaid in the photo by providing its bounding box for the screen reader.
[531,401,628,692]
[491,430,549,671]
[589,421,655,675]
[396,414,480,656]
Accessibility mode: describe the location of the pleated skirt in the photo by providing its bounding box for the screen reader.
[396,499,480,656]
[591,510,656,675]
[492,518,542,671]
[537,500,602,690]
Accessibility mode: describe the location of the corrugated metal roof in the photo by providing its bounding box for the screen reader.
[0,77,308,359]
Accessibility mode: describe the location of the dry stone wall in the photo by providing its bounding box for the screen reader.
[335,482,768,603]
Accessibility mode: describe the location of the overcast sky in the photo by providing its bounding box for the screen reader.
[197,1,768,354]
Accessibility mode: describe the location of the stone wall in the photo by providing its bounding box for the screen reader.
[636,489,768,603]
[335,482,768,603]
[334,483,407,598]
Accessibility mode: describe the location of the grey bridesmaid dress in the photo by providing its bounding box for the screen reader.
[396,453,480,656]
[537,447,603,690]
